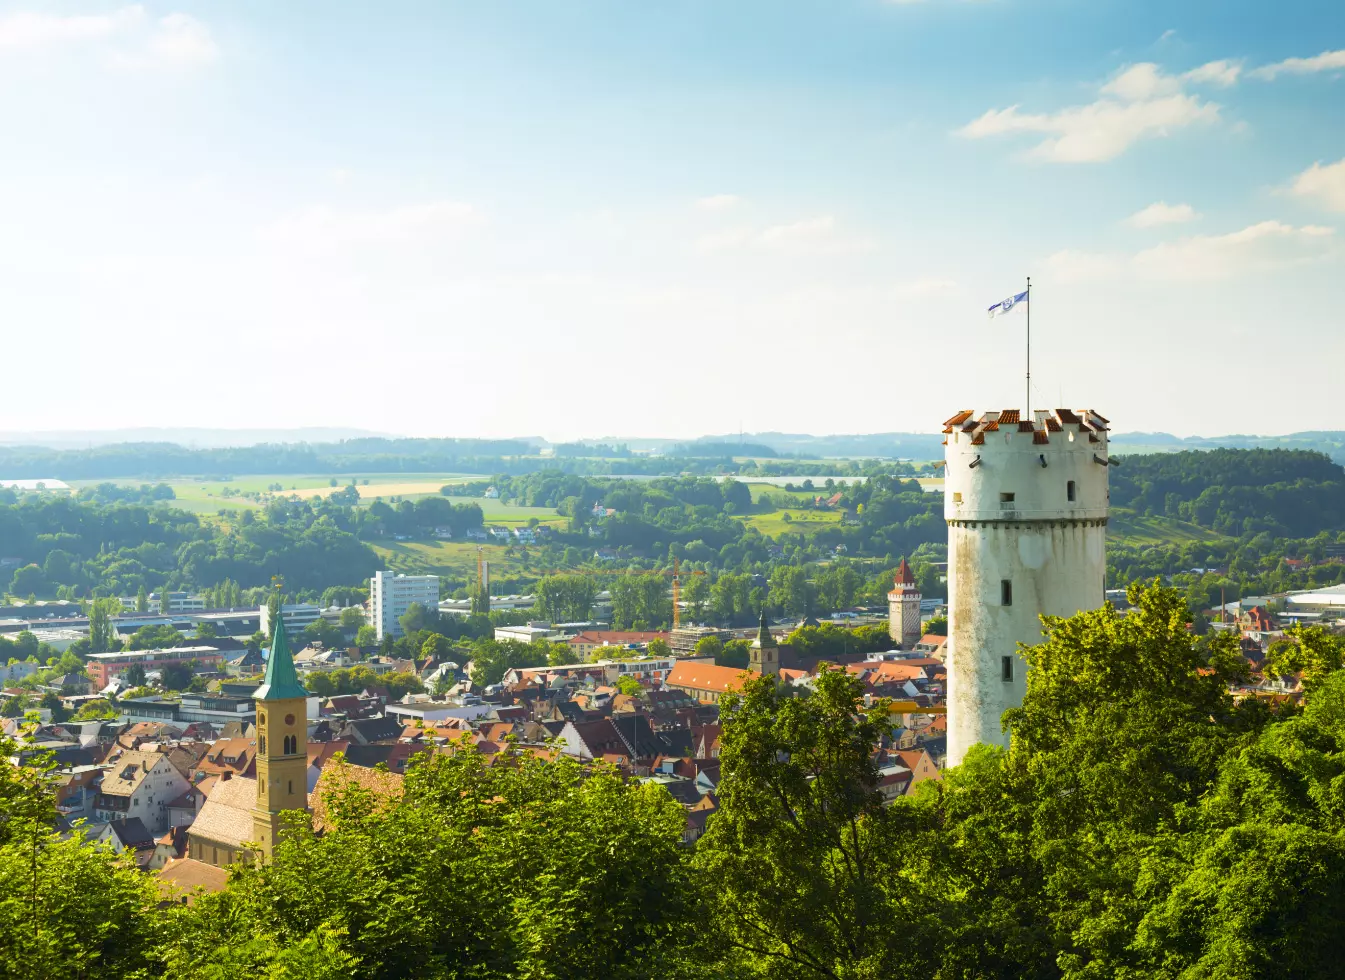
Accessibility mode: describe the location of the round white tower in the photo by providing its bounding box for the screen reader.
[943,408,1110,765]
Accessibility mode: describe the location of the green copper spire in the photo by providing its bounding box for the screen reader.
[754,607,775,649]
[255,611,308,701]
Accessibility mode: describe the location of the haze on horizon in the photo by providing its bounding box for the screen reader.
[1,0,1341,441]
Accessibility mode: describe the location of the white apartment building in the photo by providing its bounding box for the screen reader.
[371,570,440,640]
[259,603,323,637]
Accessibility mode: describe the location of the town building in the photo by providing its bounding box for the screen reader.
[669,626,732,656]
[259,602,322,638]
[749,610,780,677]
[665,661,751,704]
[942,408,1110,765]
[92,749,191,835]
[566,630,669,660]
[85,646,226,688]
[887,557,922,648]
[370,570,440,640]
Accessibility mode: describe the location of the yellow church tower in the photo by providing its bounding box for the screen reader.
[251,613,309,860]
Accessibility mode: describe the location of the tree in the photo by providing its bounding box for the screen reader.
[159,752,694,979]
[647,638,671,659]
[695,668,930,978]
[420,633,453,661]
[717,639,751,670]
[159,661,194,691]
[87,598,121,655]
[9,564,45,598]
[615,675,643,696]
[398,602,434,636]
[135,585,148,613]
[922,614,947,636]
[355,625,378,648]
[123,663,147,687]
[693,635,723,660]
[339,606,366,629]
[302,619,347,651]
[534,575,598,623]
[194,621,219,640]
[124,625,185,651]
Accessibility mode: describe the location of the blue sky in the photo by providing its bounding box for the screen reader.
[1,0,1342,440]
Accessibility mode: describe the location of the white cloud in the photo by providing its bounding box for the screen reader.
[892,278,958,298]
[1252,49,1345,80]
[262,200,481,251]
[1288,158,1345,212]
[146,13,217,66]
[1045,221,1335,283]
[695,194,741,212]
[1042,249,1125,284]
[1133,221,1333,280]
[0,5,217,68]
[958,60,1234,163]
[698,214,871,254]
[0,6,145,48]
[1183,59,1242,87]
[1125,201,1199,228]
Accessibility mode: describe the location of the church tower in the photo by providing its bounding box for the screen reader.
[252,614,310,860]
[749,608,780,677]
[887,558,922,648]
[942,408,1110,766]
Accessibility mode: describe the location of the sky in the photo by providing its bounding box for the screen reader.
[0,0,1342,442]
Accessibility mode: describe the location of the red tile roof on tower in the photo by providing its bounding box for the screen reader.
[894,558,915,586]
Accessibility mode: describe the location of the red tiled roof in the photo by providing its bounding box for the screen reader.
[666,662,751,696]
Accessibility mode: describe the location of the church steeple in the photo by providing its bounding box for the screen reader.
[256,613,307,701]
[750,607,780,677]
[252,613,309,860]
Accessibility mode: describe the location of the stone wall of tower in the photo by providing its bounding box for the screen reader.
[888,591,921,648]
[252,696,309,858]
[943,409,1110,765]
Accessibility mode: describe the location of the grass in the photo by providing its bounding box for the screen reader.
[371,541,540,579]
[1107,510,1231,546]
[739,509,844,537]
[70,473,489,516]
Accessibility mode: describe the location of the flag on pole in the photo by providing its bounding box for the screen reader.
[987,289,1028,318]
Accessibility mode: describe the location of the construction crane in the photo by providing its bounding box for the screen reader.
[541,558,707,629]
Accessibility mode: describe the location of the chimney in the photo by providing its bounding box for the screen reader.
[221,771,232,781]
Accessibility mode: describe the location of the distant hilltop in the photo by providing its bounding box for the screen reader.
[0,427,394,450]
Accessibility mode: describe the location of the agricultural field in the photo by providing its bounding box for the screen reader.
[371,540,539,579]
[1106,511,1230,546]
[739,508,844,537]
[69,474,489,516]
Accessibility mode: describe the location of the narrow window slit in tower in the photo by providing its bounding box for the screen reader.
[1067,480,1076,502]
[1001,580,1013,605]
[1001,656,1014,682]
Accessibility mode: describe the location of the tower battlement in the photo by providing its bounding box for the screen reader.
[942,408,1111,523]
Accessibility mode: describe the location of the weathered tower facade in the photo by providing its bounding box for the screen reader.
[888,558,922,648]
[943,408,1110,765]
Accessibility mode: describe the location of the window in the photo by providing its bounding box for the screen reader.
[283,735,297,755]
[1001,580,1013,606]
[999,492,1015,503]
[952,492,962,503]
[1067,480,1077,502]
[287,780,293,795]
[1001,656,1014,682]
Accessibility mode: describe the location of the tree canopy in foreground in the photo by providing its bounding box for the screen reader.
[3,583,1345,979]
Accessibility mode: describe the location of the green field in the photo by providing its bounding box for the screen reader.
[70,473,492,516]
[740,509,844,537]
[371,540,540,579]
[1106,511,1230,546]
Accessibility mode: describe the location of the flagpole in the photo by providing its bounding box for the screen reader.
[1025,276,1031,417]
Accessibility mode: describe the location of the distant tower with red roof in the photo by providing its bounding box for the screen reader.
[888,558,922,649]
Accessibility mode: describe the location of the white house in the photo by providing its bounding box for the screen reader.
[92,750,191,835]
